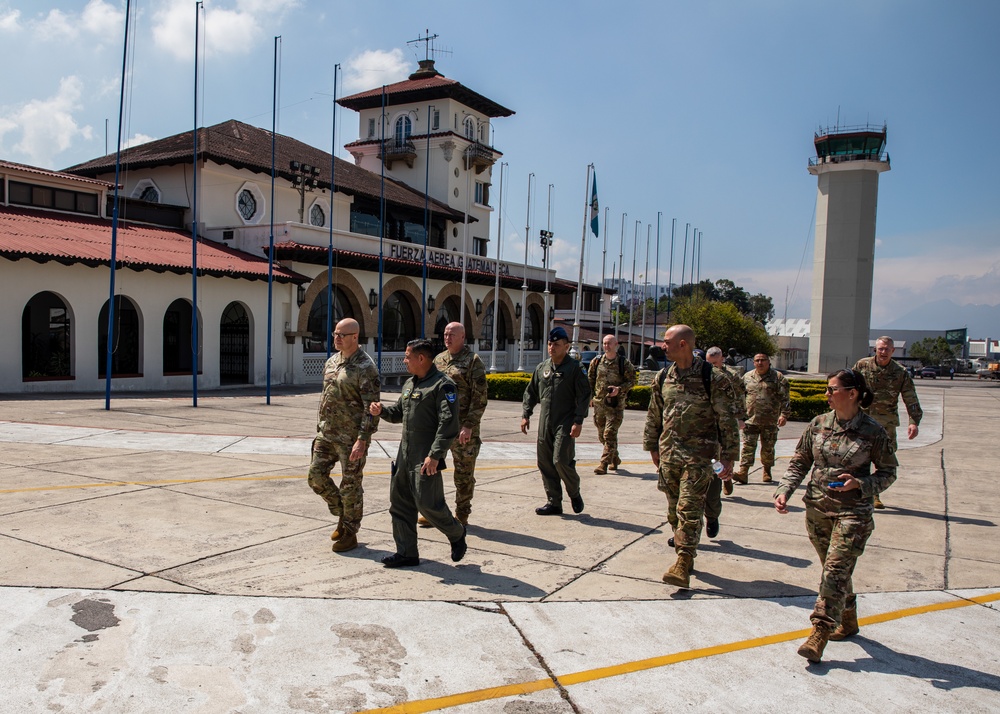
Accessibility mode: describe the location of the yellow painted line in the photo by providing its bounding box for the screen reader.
[353,590,1000,714]
[0,461,569,495]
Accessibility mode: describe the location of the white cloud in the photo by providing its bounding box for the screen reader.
[0,9,21,31]
[152,0,300,61]
[0,76,94,167]
[30,1,122,41]
[343,49,410,93]
[123,133,156,149]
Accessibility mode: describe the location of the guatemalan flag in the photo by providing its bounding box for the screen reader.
[589,171,599,237]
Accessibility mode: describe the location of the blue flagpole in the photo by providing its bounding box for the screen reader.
[653,211,661,343]
[105,0,132,411]
[266,36,280,405]
[191,1,202,408]
[326,63,339,360]
[377,86,385,372]
[421,103,432,338]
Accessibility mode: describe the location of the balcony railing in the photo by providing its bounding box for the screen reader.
[464,142,496,174]
[808,151,890,168]
[379,140,417,169]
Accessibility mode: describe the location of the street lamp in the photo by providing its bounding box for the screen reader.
[426,294,436,314]
[289,160,320,224]
[540,228,553,338]
[475,298,483,316]
[368,288,378,310]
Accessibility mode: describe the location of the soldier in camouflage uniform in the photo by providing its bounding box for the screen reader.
[588,334,637,474]
[422,322,488,526]
[369,339,467,568]
[704,347,747,533]
[853,335,922,509]
[643,325,739,589]
[774,368,897,662]
[307,318,380,554]
[734,353,790,484]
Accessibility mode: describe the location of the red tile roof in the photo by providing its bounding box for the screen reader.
[1,160,114,188]
[338,70,514,118]
[63,120,468,222]
[0,205,304,283]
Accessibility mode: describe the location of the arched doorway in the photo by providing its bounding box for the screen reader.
[432,295,474,353]
[21,291,72,379]
[525,304,543,350]
[163,298,202,375]
[220,302,251,384]
[305,286,352,354]
[381,290,417,352]
[479,302,510,351]
[98,296,141,377]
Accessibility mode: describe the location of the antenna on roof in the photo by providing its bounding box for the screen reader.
[407,29,452,62]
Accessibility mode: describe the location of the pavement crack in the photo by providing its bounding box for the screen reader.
[498,603,582,713]
[941,446,951,590]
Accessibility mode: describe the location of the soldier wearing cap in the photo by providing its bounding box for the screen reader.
[588,334,637,474]
[369,339,467,568]
[521,326,591,515]
[307,317,380,554]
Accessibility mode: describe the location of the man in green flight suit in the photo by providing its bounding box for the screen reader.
[369,339,467,568]
[521,326,591,516]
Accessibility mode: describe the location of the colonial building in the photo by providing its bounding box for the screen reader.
[0,58,576,393]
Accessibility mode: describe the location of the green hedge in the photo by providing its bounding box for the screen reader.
[486,373,831,422]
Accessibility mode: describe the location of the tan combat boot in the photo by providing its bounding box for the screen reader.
[332,525,358,553]
[417,515,433,527]
[829,607,859,641]
[797,624,831,662]
[723,478,734,496]
[732,469,748,485]
[762,467,772,483]
[873,495,886,509]
[594,462,608,475]
[609,457,621,472]
[330,517,344,541]
[662,553,694,589]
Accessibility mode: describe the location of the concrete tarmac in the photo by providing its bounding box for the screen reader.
[1,379,998,713]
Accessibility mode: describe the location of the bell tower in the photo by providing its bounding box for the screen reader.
[807,123,891,373]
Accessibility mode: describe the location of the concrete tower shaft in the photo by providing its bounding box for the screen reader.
[807,124,890,374]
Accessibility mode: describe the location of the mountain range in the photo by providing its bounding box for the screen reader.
[879,300,1000,338]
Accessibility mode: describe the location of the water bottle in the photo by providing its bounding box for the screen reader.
[711,459,724,475]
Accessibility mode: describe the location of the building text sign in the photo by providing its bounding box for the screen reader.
[389,243,511,276]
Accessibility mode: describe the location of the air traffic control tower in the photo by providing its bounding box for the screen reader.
[807,123,890,373]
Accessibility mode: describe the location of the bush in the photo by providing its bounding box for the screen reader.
[486,373,530,401]
[790,393,829,422]
[626,385,652,411]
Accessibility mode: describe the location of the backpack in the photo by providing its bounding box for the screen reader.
[656,359,713,399]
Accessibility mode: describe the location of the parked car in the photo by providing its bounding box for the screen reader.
[920,366,938,379]
[579,350,599,370]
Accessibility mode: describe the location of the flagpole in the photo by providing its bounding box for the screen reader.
[681,222,690,298]
[266,35,281,405]
[628,219,638,364]
[377,86,386,372]
[598,205,609,340]
[489,161,505,373]
[326,63,339,359]
[517,172,533,372]
[653,211,662,345]
[667,218,676,320]
[104,0,132,410]
[616,212,626,342]
[421,102,433,338]
[191,1,202,408]
[640,223,650,366]
[571,164,594,355]
[543,183,553,340]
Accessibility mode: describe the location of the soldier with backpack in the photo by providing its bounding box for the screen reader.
[643,325,740,589]
[589,334,637,474]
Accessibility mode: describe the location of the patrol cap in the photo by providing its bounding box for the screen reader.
[693,348,706,359]
[548,326,569,342]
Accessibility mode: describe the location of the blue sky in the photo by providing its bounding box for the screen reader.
[2,0,998,328]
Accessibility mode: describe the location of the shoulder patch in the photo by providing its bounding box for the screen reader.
[443,383,457,403]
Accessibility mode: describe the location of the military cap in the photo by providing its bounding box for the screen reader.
[548,326,569,342]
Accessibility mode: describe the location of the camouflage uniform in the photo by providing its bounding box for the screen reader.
[775,410,897,630]
[433,345,488,520]
[705,364,748,519]
[307,349,380,535]
[380,365,464,558]
[643,357,740,557]
[522,356,591,507]
[739,367,791,473]
[853,356,922,451]
[588,353,637,469]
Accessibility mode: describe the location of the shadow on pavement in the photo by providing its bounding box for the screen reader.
[878,506,996,528]
[466,525,566,552]
[690,569,817,599]
[819,636,1000,692]
[700,539,814,568]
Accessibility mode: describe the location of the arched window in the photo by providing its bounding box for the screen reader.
[309,203,325,227]
[480,302,510,351]
[305,286,352,353]
[98,296,141,377]
[22,291,72,379]
[381,291,416,352]
[163,298,201,374]
[220,302,251,384]
[525,304,542,351]
[464,116,476,141]
[394,115,412,145]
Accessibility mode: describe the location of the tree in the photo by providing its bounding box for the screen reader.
[746,293,775,323]
[671,299,775,358]
[909,337,961,366]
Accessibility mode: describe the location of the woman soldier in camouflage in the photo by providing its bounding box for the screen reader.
[773,369,897,663]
